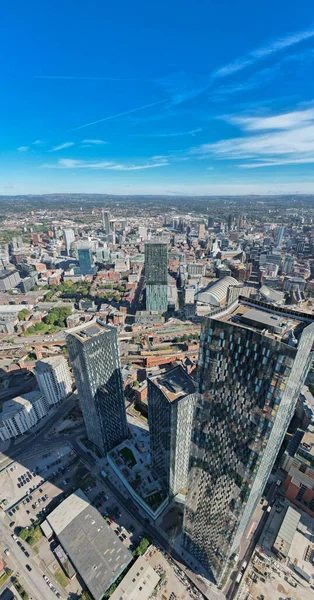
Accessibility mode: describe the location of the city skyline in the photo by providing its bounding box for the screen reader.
[1,1,314,195]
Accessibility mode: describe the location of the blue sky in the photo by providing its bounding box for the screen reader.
[1,0,314,195]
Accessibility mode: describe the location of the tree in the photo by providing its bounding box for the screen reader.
[45,307,72,327]
[132,537,151,557]
[18,309,29,321]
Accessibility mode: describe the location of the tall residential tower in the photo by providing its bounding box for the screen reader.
[145,241,168,313]
[35,356,72,406]
[183,298,314,583]
[66,320,128,454]
[148,366,196,497]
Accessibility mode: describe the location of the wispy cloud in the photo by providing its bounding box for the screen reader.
[42,158,169,171]
[17,146,29,152]
[134,128,202,138]
[212,48,314,101]
[212,26,314,78]
[32,140,44,145]
[226,107,314,131]
[81,139,107,144]
[72,99,168,130]
[50,142,75,151]
[190,105,314,168]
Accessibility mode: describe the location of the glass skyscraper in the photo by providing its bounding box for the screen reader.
[66,320,128,454]
[148,366,196,497]
[183,298,314,584]
[77,244,95,275]
[145,241,168,313]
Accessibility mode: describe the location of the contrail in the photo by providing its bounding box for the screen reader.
[72,98,169,130]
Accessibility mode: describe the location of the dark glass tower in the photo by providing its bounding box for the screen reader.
[148,366,196,497]
[145,241,168,313]
[66,320,128,454]
[183,299,314,584]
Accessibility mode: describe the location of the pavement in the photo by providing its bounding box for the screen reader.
[0,510,63,600]
[0,395,221,600]
[225,480,279,600]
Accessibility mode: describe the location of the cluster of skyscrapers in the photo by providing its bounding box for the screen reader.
[64,237,314,587]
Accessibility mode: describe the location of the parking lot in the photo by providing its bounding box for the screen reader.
[1,445,80,527]
[81,475,144,551]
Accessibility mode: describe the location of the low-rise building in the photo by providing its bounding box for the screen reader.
[110,556,160,600]
[44,489,132,600]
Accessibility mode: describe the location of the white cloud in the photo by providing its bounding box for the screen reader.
[17,146,29,152]
[32,139,44,145]
[50,142,75,151]
[81,139,107,144]
[190,105,314,168]
[42,158,169,171]
[227,108,314,131]
[213,27,314,78]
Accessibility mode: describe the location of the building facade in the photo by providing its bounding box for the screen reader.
[145,241,168,313]
[35,356,72,406]
[183,298,314,583]
[148,366,196,496]
[63,228,75,255]
[77,244,95,275]
[0,391,49,441]
[102,210,111,234]
[66,319,128,454]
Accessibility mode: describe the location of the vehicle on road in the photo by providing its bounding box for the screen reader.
[236,572,242,583]
[26,564,32,571]
[4,549,10,556]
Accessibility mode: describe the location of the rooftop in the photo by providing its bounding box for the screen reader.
[149,365,195,403]
[110,556,160,600]
[216,300,304,343]
[46,490,132,600]
[275,506,301,547]
[35,355,67,370]
[65,318,113,342]
[1,390,44,418]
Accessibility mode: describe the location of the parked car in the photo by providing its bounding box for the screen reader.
[26,564,32,572]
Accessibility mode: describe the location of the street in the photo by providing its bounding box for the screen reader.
[225,480,278,600]
[0,512,63,600]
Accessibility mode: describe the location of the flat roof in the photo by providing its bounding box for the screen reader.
[149,365,195,402]
[65,319,113,343]
[1,390,44,418]
[110,556,160,600]
[216,301,302,342]
[47,490,132,600]
[276,506,300,546]
[47,488,88,536]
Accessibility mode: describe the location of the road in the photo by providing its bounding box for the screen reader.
[0,393,79,470]
[0,512,63,600]
[70,439,220,600]
[225,480,278,600]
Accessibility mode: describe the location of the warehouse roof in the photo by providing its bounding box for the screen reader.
[46,490,132,600]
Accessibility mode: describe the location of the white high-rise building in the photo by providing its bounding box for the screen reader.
[63,229,75,255]
[35,356,72,406]
[139,226,148,240]
[0,391,48,442]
